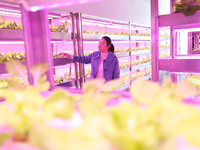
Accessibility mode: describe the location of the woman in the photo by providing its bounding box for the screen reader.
[66,36,120,82]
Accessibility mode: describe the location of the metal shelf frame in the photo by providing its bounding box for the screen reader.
[132,62,151,71]
[0,29,72,41]
[0,4,79,88]
[151,0,200,82]
[75,13,165,89]
[132,74,152,84]
[0,3,170,89]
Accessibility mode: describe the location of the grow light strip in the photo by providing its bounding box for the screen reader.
[0,41,73,44]
[0,41,24,44]
[83,41,130,44]
[0,10,21,18]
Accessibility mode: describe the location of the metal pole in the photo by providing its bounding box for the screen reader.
[170,0,176,58]
[21,6,54,89]
[175,31,178,56]
[170,0,177,82]
[70,12,79,88]
[75,13,85,88]
[151,0,159,81]
[170,28,175,58]
[129,22,132,86]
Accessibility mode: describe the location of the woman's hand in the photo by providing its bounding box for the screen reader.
[60,53,71,58]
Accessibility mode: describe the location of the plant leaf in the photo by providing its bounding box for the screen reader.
[36,75,50,91]
[0,133,11,146]
[174,113,200,147]
[5,79,25,90]
[30,63,49,86]
[45,90,77,119]
[5,59,29,85]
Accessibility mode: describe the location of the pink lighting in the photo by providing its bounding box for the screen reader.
[79,0,89,4]
[0,6,60,19]
[82,19,130,29]
[26,0,103,11]
[175,27,200,32]
[0,41,24,44]
[83,41,130,44]
[0,0,103,11]
[0,8,20,13]
[0,10,21,17]
[0,41,73,44]
[48,14,60,19]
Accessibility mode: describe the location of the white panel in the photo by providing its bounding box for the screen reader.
[159,0,170,15]
[58,0,151,26]
[179,31,188,55]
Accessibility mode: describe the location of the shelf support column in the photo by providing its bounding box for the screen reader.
[151,0,159,81]
[170,0,178,82]
[188,32,193,55]
[75,13,85,88]
[71,12,79,88]
[129,22,132,86]
[21,6,54,89]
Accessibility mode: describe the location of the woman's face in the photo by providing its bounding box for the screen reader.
[98,38,110,53]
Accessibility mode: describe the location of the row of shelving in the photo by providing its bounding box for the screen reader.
[0,3,170,89]
[80,12,169,89]
[0,47,169,64]
[0,7,79,87]
[120,72,152,90]
[0,58,73,74]
[120,62,151,74]
[0,74,77,89]
[79,12,167,87]
[0,28,170,41]
[0,29,72,41]
[84,60,153,81]
[115,47,170,58]
[118,50,170,72]
[83,34,169,41]
[151,1,200,81]
[0,73,153,90]
[82,46,170,57]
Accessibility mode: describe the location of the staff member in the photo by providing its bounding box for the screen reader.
[65,36,120,82]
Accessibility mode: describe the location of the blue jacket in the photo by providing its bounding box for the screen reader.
[73,51,120,81]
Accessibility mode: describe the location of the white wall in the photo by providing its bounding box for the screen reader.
[159,0,170,15]
[59,0,171,26]
[59,0,151,26]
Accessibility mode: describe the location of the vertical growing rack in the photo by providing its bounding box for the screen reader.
[0,3,170,90]
[74,13,132,90]
[0,1,170,90]
[151,0,200,82]
[74,13,169,90]
[0,2,79,89]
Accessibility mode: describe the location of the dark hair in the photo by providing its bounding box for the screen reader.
[102,36,115,53]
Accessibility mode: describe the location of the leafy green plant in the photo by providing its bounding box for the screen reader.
[27,78,200,150]
[4,59,50,91]
[0,16,22,30]
[0,60,78,146]
[173,0,200,16]
[49,21,68,33]
[1,59,200,150]
[80,78,123,116]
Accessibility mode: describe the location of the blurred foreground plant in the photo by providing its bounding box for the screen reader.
[0,60,79,148]
[185,74,200,90]
[1,60,200,150]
